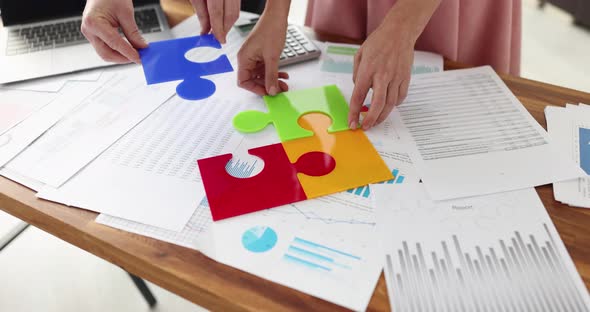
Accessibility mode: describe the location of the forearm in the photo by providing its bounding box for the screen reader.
[381,0,441,44]
[261,0,291,21]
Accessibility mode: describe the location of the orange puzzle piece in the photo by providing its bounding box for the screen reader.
[282,113,393,198]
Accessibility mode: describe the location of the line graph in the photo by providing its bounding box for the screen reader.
[262,199,376,226]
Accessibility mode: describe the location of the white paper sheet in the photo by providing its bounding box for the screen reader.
[545,104,590,208]
[390,66,584,200]
[6,66,176,188]
[374,184,590,312]
[0,90,57,136]
[37,93,248,230]
[208,196,383,311]
[0,76,108,167]
[0,166,45,191]
[95,198,213,249]
[0,69,103,93]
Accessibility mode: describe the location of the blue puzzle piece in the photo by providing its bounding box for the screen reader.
[139,34,233,100]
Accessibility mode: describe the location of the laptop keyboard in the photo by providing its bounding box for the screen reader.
[5,7,162,56]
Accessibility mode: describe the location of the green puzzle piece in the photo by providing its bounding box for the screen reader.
[232,85,350,142]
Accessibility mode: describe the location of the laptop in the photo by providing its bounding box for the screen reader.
[0,0,171,84]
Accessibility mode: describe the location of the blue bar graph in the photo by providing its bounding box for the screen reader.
[283,237,361,272]
[347,168,405,198]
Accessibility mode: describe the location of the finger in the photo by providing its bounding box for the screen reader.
[240,78,267,95]
[278,72,289,80]
[377,81,399,125]
[223,0,240,40]
[264,54,280,96]
[94,24,140,63]
[362,77,387,130]
[398,78,410,104]
[253,78,288,93]
[118,10,147,50]
[278,80,289,92]
[87,36,129,63]
[207,0,225,43]
[191,0,211,35]
[237,65,267,95]
[349,71,371,130]
[353,50,362,83]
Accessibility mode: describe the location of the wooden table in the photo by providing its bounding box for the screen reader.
[2,1,590,311]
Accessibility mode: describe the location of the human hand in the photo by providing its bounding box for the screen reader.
[349,24,414,130]
[237,4,290,96]
[81,0,147,64]
[348,0,440,130]
[190,0,240,44]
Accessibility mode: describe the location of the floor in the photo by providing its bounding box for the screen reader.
[0,1,589,312]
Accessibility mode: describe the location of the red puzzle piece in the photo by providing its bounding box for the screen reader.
[197,143,335,221]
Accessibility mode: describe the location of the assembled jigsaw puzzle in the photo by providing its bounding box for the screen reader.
[139,34,233,100]
[198,85,393,221]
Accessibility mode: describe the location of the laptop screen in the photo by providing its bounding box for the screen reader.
[0,0,158,26]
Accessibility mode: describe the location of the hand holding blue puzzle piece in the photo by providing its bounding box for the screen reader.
[139,34,233,100]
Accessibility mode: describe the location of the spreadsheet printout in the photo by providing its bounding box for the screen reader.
[37,94,247,231]
[391,66,584,200]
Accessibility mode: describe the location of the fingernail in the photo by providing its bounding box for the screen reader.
[269,86,278,96]
[362,122,371,130]
[349,120,357,129]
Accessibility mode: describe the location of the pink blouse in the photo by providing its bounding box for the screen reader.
[306,0,522,75]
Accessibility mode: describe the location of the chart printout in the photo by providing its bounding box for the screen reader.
[391,66,584,200]
[374,184,590,312]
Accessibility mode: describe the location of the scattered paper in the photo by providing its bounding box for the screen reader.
[0,90,57,136]
[96,199,213,249]
[374,183,590,312]
[0,69,103,93]
[391,66,584,200]
[0,77,108,167]
[7,66,176,188]
[36,93,248,230]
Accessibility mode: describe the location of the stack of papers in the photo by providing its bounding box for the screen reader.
[390,66,584,200]
[546,103,590,208]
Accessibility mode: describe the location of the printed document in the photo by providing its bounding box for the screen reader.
[6,66,176,188]
[374,184,590,312]
[0,90,57,136]
[391,66,584,200]
[37,94,247,231]
[545,104,590,208]
[0,77,108,167]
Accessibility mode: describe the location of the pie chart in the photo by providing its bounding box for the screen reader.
[241,226,278,253]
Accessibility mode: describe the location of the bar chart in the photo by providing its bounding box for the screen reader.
[386,223,589,311]
[283,237,361,272]
[347,168,405,198]
[225,157,261,178]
